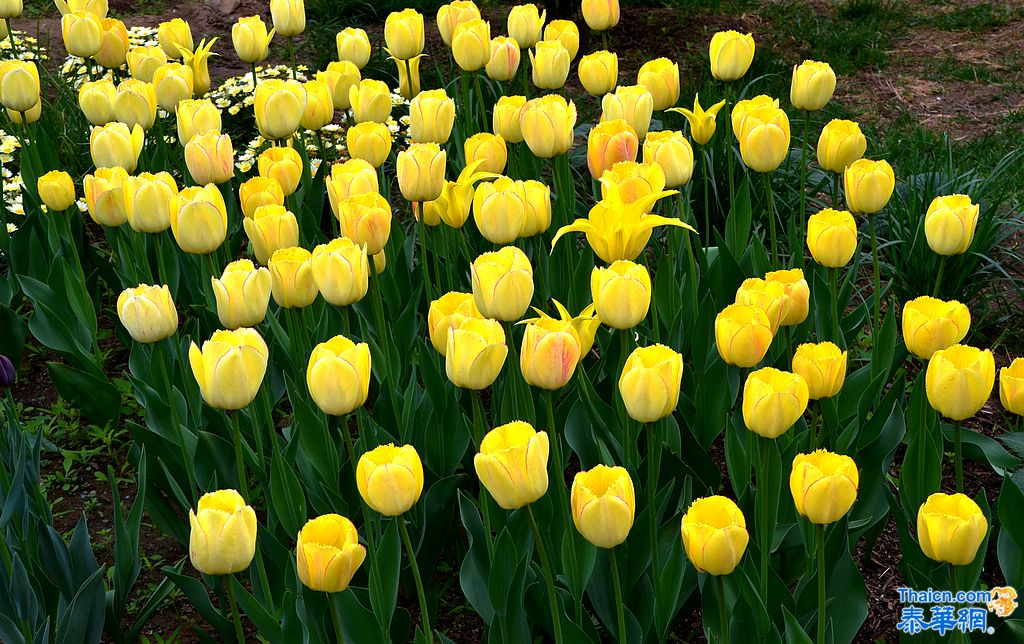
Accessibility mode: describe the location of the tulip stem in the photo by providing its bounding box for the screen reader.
[527,505,565,644]
[762,172,778,267]
[417,215,434,300]
[809,403,821,450]
[473,72,488,134]
[868,213,881,331]
[830,267,841,347]
[715,574,729,644]
[471,390,495,558]
[230,411,250,502]
[329,593,347,643]
[701,148,711,251]
[398,517,433,643]
[250,63,258,95]
[932,255,947,298]
[831,173,841,209]
[797,111,810,269]
[600,30,609,52]
[954,421,963,493]
[155,340,197,501]
[677,192,699,317]
[757,436,769,599]
[226,576,246,644]
[724,84,735,208]
[545,390,583,625]
[287,37,297,80]
[609,547,628,644]
[4,20,16,58]
[816,523,826,644]
[646,425,662,630]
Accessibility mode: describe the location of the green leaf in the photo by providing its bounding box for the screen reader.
[228,576,282,640]
[47,362,120,426]
[457,492,494,622]
[54,565,106,644]
[369,519,401,632]
[270,445,307,538]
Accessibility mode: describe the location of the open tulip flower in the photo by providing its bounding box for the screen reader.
[669,94,726,146]
[681,495,748,575]
[790,450,859,524]
[296,514,366,593]
[474,421,549,509]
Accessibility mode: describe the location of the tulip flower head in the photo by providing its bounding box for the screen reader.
[901,296,970,360]
[790,60,836,111]
[269,246,318,309]
[84,166,129,226]
[735,277,790,334]
[571,465,635,548]
[428,291,482,355]
[475,421,549,509]
[471,246,534,321]
[79,79,116,125]
[765,268,810,326]
[255,79,306,140]
[346,121,393,168]
[806,208,857,268]
[520,317,581,390]
[157,17,192,59]
[601,84,654,139]
[259,146,304,196]
[445,317,508,389]
[319,61,360,110]
[384,8,424,60]
[212,259,272,329]
[619,344,683,423]
[244,204,299,265]
[239,176,285,220]
[742,367,809,439]
[189,490,257,575]
[844,158,895,214]
[925,194,979,256]
[642,130,694,188]
[90,121,144,172]
[715,303,774,368]
[336,27,371,69]
[117,284,178,343]
[437,1,481,46]
[465,132,508,175]
[817,119,867,173]
[587,119,639,180]
[357,444,425,515]
[790,450,859,524]
[1000,358,1024,416]
[582,0,619,31]
[123,171,178,233]
[523,300,601,356]
[37,170,76,212]
[397,142,447,203]
[232,16,274,64]
[492,94,527,142]
[452,18,491,72]
[917,492,988,565]
[410,89,456,144]
[578,50,618,97]
[127,46,167,83]
[507,4,545,50]
[270,0,305,38]
[176,98,222,147]
[530,40,570,90]
[709,30,754,82]
[737,105,791,173]
[169,184,227,254]
[926,344,995,421]
[591,260,651,330]
[543,19,579,60]
[178,37,218,96]
[668,94,726,146]
[189,328,269,410]
[473,176,528,244]
[519,94,576,158]
[792,342,847,400]
[307,335,372,415]
[680,496,748,575]
[637,57,680,111]
[486,36,520,81]
[296,514,366,592]
[311,237,369,307]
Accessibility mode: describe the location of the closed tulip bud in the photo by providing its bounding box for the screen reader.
[806,208,857,268]
[578,50,617,96]
[269,246,317,308]
[520,94,576,158]
[530,40,570,90]
[465,132,507,175]
[157,18,192,59]
[738,106,790,173]
[244,205,299,265]
[254,79,305,140]
[62,10,102,58]
[84,166,129,226]
[844,158,895,214]
[571,465,634,548]
[397,143,447,203]
[152,62,194,112]
[709,30,754,81]
[438,1,481,45]
[681,496,748,575]
[736,277,789,334]
[372,250,386,274]
[127,46,166,83]
[174,98,220,145]
[232,15,274,64]
[582,0,619,31]
[902,296,971,360]
[473,177,527,244]
[0,355,13,389]
[212,259,272,329]
[325,158,378,209]
[472,246,534,321]
[521,179,552,237]
[95,18,129,69]
[300,79,333,131]
[384,8,424,60]
[492,94,526,143]
[602,84,654,139]
[123,172,177,233]
[410,89,456,144]
[765,268,809,326]
[307,334,371,415]
[669,94,726,146]
[189,490,257,575]
[731,94,778,139]
[90,122,144,172]
[520,317,581,390]
[395,54,422,100]
[346,121,391,168]
[792,342,847,399]
[742,367,809,439]
[642,130,693,188]
[239,176,284,219]
[312,237,369,306]
[619,344,682,423]
[428,292,481,355]
[925,194,979,256]
[116,284,178,343]
[791,60,836,111]
[258,146,304,196]
[37,170,75,212]
[1,60,38,113]
[591,260,651,330]
[791,450,858,524]
[296,515,366,593]
[357,444,424,515]
[926,344,995,421]
[79,79,116,125]
[318,61,360,110]
[0,0,19,19]
[185,131,234,185]
[485,36,520,81]
[638,57,680,111]
[715,303,774,368]
[507,4,545,49]
[60,0,109,17]
[348,78,392,124]
[452,18,491,72]
[335,192,392,256]
[112,79,156,131]
[475,421,549,509]
[336,27,371,69]
[544,19,578,60]
[446,317,508,389]
[270,0,305,37]
[599,160,666,209]
[170,184,227,254]
[1000,359,1024,416]
[917,492,988,565]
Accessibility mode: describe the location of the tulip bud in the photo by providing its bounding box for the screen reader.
[0,355,13,389]
[62,10,102,58]
[312,237,369,307]
[492,94,526,143]
[37,170,76,212]
[680,496,748,575]
[582,0,619,31]
[742,367,809,439]
[397,143,447,203]
[642,130,693,188]
[715,303,773,368]
[90,121,144,172]
[428,292,482,355]
[520,94,576,158]
[437,1,481,45]
[254,79,306,140]
[112,79,156,131]
[578,50,617,96]
[212,259,272,329]
[336,27,371,69]
[384,8,424,60]
[474,421,549,509]
[521,179,552,237]
[790,450,858,524]
[731,94,778,139]
[619,344,683,423]
[410,89,456,144]
[318,61,360,110]
[84,166,129,226]
[1000,358,1024,416]
[465,132,507,175]
[244,204,300,265]
[446,317,508,389]
[1,60,39,113]
[175,98,222,146]
[765,268,809,327]
[116,284,178,343]
[239,176,284,220]
[473,177,527,244]
[925,194,979,256]
[738,105,790,173]
[806,208,857,268]
[232,15,274,64]
[485,36,520,81]
[79,79,116,125]
[917,492,988,565]
[571,465,634,548]
[127,46,167,83]
[0,0,20,20]
[791,60,836,111]
[792,342,847,400]
[296,514,366,593]
[270,0,305,38]
[926,344,995,421]
[599,160,666,209]
[348,78,392,124]
[300,79,333,131]
[591,260,650,330]
[357,444,424,515]
[335,192,392,256]
[123,172,177,233]
[735,277,789,334]
[709,30,754,82]
[95,18,129,69]
[520,317,581,390]
[543,19,579,60]
[602,84,654,139]
[152,62,194,112]
[157,18,192,59]
[270,246,317,308]
[507,4,545,50]
[452,18,491,72]
[395,54,422,100]
[844,158,895,214]
[189,490,257,575]
[170,184,227,254]
[258,146,304,196]
[637,57,680,111]
[346,121,392,168]
[472,246,534,321]
[185,131,234,185]
[901,296,971,360]
[307,334,371,415]
[325,158,378,209]
[530,40,570,90]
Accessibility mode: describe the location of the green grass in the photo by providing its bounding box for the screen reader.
[922,1,1023,32]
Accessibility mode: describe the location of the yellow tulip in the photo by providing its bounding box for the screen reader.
[446,317,508,389]
[307,334,371,415]
[312,237,369,306]
[90,121,144,172]
[152,62,194,112]
[544,19,578,60]
[582,0,619,31]
[472,246,534,321]
[348,78,392,124]
[397,142,447,203]
[736,277,789,334]
[680,496,748,575]
[357,444,424,515]
[715,303,773,368]
[254,79,305,140]
[600,160,667,209]
[486,36,520,81]
[112,79,156,131]
[127,46,167,83]
[432,162,493,229]
[521,179,552,237]
[212,259,272,329]
[336,27,371,69]
[492,94,526,143]
[0,0,19,19]
[465,132,507,175]
[473,177,528,244]
[731,94,779,138]
[6,101,39,125]
[637,57,680,111]
[318,61,360,110]
[372,250,386,274]
[571,465,635,548]
[578,50,617,96]
[587,119,637,181]
[792,342,847,400]
[926,344,995,421]
[176,98,222,146]
[410,89,456,144]
[507,3,545,49]
[123,172,178,233]
[78,79,115,125]
[765,268,809,326]
[325,158,378,208]
[270,0,305,38]
[668,93,726,146]
[925,194,979,256]
[806,208,857,268]
[62,10,102,58]
[189,327,268,410]
[452,18,491,72]
[901,296,970,360]
[520,94,576,158]
[474,421,549,509]
[591,260,651,330]
[37,170,76,212]
[188,490,257,575]
[520,317,581,390]
[524,300,601,356]
[742,367,809,439]
[184,131,234,185]
[83,166,128,226]
[232,15,274,64]
[642,130,693,189]
[239,177,285,222]
[1000,358,1024,416]
[619,344,683,423]
[258,146,304,196]
[300,79,333,131]
[602,84,654,139]
[709,30,754,82]
[417,196,445,227]
[844,158,895,214]
[170,184,227,254]
[791,60,836,111]
[346,121,392,168]
[179,39,218,95]
[385,8,424,60]
[95,18,129,69]
[116,284,178,343]
[245,204,300,267]
[0,60,38,113]
[158,17,192,59]
[395,53,422,100]
[428,292,482,355]
[296,514,366,592]
[738,105,791,173]
[335,192,392,256]
[58,0,108,18]
[530,40,570,90]
[917,492,988,565]
[790,450,858,524]
[270,246,318,308]
[437,1,481,45]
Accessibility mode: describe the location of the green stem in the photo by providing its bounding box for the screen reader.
[473,72,488,134]
[810,403,820,450]
[398,517,433,643]
[679,193,699,315]
[954,421,963,493]
[932,255,947,298]
[287,37,297,79]
[715,574,729,644]
[609,547,627,644]
[250,63,258,95]
[816,523,826,644]
[545,390,582,625]
[701,148,712,250]
[418,215,434,300]
[798,111,810,268]
[869,213,881,331]
[226,576,246,644]
[155,340,197,500]
[471,390,494,558]
[528,505,564,644]
[757,436,769,599]
[763,172,778,267]
[230,411,250,501]
[832,173,840,209]
[724,84,735,208]
[646,425,661,622]
[4,19,16,58]
[830,267,841,347]
[341,414,357,475]
[600,30,609,51]
[329,593,346,643]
